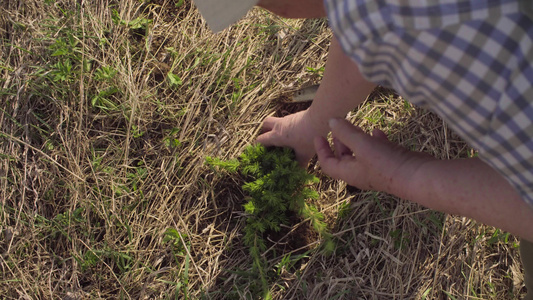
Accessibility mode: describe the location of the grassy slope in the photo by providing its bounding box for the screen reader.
[0,0,527,299]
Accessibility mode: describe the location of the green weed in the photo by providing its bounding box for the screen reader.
[167,73,183,88]
[163,228,191,299]
[305,66,324,77]
[91,86,121,111]
[389,229,409,251]
[275,252,309,277]
[163,128,182,148]
[112,9,152,31]
[486,229,511,246]
[94,66,118,81]
[75,247,134,274]
[442,290,458,300]
[337,200,352,219]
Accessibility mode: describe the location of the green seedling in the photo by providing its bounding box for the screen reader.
[49,207,86,241]
[91,87,120,111]
[75,248,100,272]
[306,66,324,77]
[131,125,145,139]
[364,109,384,126]
[485,281,496,298]
[486,228,511,246]
[127,167,147,192]
[51,59,73,82]
[126,17,152,30]
[231,78,244,104]
[275,252,309,277]
[75,248,133,275]
[108,249,134,274]
[389,229,409,250]
[413,211,445,237]
[94,66,118,81]
[167,73,183,88]
[337,200,352,219]
[163,128,182,148]
[207,144,333,299]
[112,9,152,30]
[163,228,191,299]
[49,35,80,59]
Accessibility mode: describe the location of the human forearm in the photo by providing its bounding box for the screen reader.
[257,0,326,18]
[257,37,376,165]
[315,119,533,242]
[397,157,533,242]
[306,36,376,137]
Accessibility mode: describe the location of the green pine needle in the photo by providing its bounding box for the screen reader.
[206,144,333,298]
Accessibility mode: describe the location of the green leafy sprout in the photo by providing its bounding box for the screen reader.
[206,144,334,298]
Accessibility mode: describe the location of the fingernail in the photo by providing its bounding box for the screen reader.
[328,118,339,129]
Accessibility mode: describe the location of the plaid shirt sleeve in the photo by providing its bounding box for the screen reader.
[325,0,533,208]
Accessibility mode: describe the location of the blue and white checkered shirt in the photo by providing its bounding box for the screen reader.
[325,0,533,207]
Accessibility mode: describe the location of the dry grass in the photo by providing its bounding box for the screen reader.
[0,0,527,299]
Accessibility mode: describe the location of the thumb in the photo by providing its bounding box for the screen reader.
[256,130,279,147]
[372,128,388,140]
[328,118,367,151]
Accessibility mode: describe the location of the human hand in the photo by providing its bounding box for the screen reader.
[314,118,434,193]
[257,0,326,18]
[257,110,325,167]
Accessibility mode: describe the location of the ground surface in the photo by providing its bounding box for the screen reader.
[0,0,527,299]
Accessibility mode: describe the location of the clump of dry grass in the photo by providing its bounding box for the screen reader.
[0,0,527,299]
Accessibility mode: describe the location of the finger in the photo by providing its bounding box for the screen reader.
[314,136,355,180]
[256,130,280,147]
[314,136,335,161]
[372,128,388,140]
[261,116,279,132]
[295,152,312,169]
[333,137,352,158]
[328,118,368,151]
[258,132,311,167]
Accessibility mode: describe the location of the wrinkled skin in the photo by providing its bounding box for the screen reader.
[256,37,377,167]
[314,118,432,193]
[257,110,321,167]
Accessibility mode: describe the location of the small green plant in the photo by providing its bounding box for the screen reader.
[112,9,152,30]
[75,248,133,274]
[275,252,309,277]
[206,144,333,299]
[49,34,80,59]
[50,59,74,82]
[337,200,352,219]
[163,228,191,299]
[94,66,118,81]
[163,128,182,148]
[131,125,145,139]
[91,86,120,111]
[306,66,324,77]
[167,73,183,88]
[389,229,409,250]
